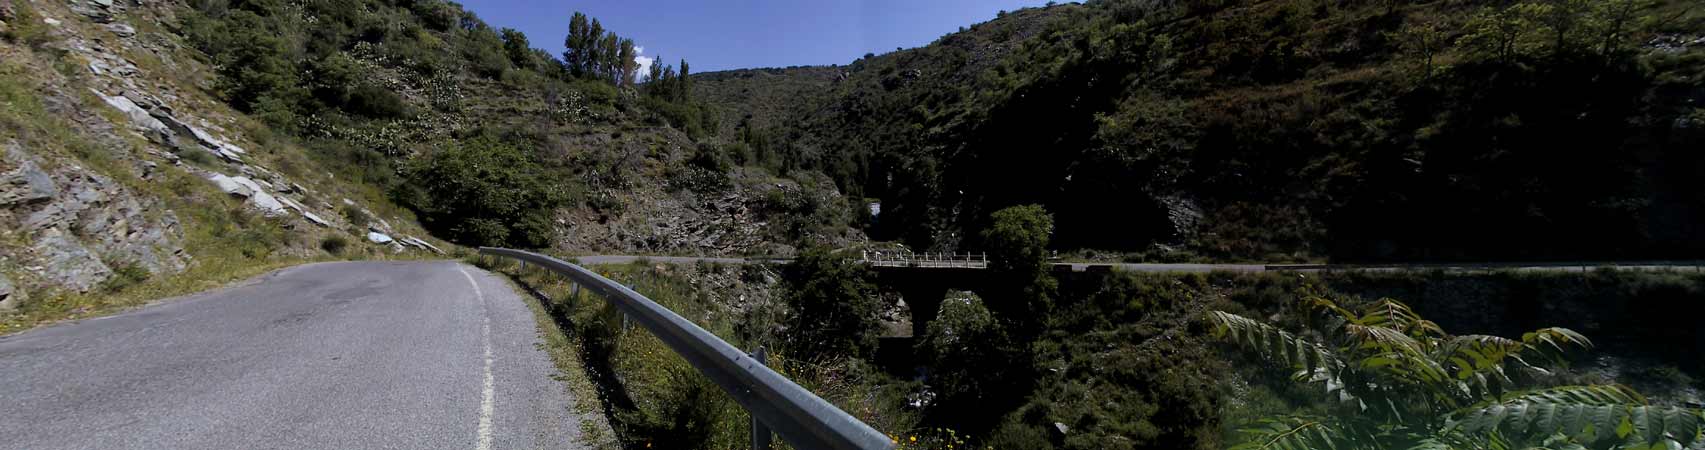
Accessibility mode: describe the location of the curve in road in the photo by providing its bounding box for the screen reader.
[0,261,594,450]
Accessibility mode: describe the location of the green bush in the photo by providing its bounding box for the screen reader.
[394,135,566,248]
[780,246,882,361]
[916,291,1026,419]
[340,205,371,229]
[319,235,350,255]
[345,84,409,118]
[99,262,152,294]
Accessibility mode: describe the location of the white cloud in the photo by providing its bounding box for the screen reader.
[634,46,655,82]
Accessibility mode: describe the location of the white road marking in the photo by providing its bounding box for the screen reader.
[457,265,495,450]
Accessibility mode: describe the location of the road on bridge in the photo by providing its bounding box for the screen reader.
[0,261,593,450]
[570,254,1700,273]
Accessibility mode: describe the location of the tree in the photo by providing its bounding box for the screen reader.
[647,52,664,84]
[499,27,531,70]
[564,12,590,77]
[780,246,882,361]
[1208,296,1705,449]
[587,18,606,77]
[396,136,566,247]
[979,204,1057,338]
[599,32,620,82]
[618,38,638,86]
[983,204,1053,276]
[678,59,691,101]
[917,292,1024,413]
[1392,19,1447,80]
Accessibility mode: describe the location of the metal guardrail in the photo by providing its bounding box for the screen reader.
[479,247,894,450]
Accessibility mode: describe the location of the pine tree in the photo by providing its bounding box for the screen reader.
[563,12,589,77]
[618,38,638,86]
[600,33,620,83]
[586,18,605,78]
[659,64,677,99]
[677,59,691,101]
[647,53,663,85]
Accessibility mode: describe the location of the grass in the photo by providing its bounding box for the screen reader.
[0,25,455,335]
[482,254,926,449]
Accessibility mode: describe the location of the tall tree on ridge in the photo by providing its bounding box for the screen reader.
[600,33,621,83]
[587,18,605,78]
[618,38,638,86]
[647,53,664,85]
[563,12,590,77]
[678,59,691,101]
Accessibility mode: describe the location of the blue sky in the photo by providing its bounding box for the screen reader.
[454,0,1057,73]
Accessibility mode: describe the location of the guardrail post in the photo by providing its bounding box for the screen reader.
[751,345,772,450]
[623,283,636,332]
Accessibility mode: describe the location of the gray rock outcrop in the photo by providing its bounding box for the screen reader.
[2,141,186,296]
[0,273,21,311]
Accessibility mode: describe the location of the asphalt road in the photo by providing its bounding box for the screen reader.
[0,261,591,450]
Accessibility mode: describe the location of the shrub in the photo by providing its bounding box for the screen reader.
[319,235,349,255]
[982,204,1053,275]
[394,135,566,247]
[780,246,882,361]
[1,0,51,48]
[340,205,371,229]
[345,84,409,119]
[916,291,1025,418]
[99,261,152,294]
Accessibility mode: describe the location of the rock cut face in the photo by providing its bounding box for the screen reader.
[1,141,186,295]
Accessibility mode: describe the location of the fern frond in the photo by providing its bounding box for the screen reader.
[1448,385,1704,448]
[1520,328,1593,364]
[1358,298,1446,339]
[1208,311,1343,372]
[1306,295,1359,321]
[1439,334,1528,382]
[1230,416,1368,450]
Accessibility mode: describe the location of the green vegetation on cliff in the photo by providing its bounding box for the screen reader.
[697,0,1705,263]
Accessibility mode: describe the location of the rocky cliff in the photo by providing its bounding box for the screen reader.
[0,0,443,313]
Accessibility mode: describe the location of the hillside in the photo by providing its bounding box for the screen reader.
[0,0,857,324]
[695,0,1705,263]
[0,0,458,325]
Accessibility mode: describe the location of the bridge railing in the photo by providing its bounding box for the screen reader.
[862,249,989,269]
[478,247,894,450]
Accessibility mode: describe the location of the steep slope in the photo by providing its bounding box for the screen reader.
[1,0,449,324]
[697,0,1705,262]
[165,0,858,256]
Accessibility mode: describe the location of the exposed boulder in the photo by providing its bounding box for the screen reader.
[149,111,244,159]
[31,229,114,293]
[0,0,13,33]
[1,155,59,206]
[206,173,286,216]
[5,144,187,281]
[401,236,445,254]
[68,0,114,23]
[301,211,330,227]
[103,22,133,37]
[93,90,172,143]
[366,231,394,244]
[0,272,20,311]
[208,173,249,196]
